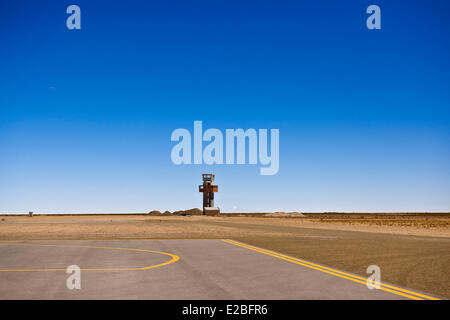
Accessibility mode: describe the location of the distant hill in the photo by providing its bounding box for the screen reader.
[148,208,203,216]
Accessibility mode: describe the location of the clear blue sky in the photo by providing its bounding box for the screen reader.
[1,0,449,213]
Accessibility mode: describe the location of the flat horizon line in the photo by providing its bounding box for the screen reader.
[1,212,450,216]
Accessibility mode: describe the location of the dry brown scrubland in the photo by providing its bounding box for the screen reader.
[0,212,449,298]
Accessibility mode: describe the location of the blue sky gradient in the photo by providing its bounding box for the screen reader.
[1,0,449,213]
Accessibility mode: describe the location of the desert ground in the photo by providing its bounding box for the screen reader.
[0,212,449,298]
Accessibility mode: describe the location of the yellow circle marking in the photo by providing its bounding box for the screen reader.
[0,243,179,272]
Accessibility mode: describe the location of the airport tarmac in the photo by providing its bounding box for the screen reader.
[0,239,440,300]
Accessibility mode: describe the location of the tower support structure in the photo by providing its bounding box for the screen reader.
[199,174,219,215]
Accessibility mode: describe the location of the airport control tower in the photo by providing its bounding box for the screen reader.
[199,174,220,215]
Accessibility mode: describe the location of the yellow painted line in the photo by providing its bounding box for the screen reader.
[222,239,439,300]
[223,239,434,299]
[0,242,179,272]
[222,239,421,300]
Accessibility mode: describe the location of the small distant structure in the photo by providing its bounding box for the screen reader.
[199,174,220,215]
[28,211,33,217]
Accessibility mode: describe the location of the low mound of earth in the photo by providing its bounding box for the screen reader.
[172,208,203,216]
[148,208,203,216]
[265,212,305,217]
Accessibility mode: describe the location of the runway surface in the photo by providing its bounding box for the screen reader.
[0,239,440,300]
